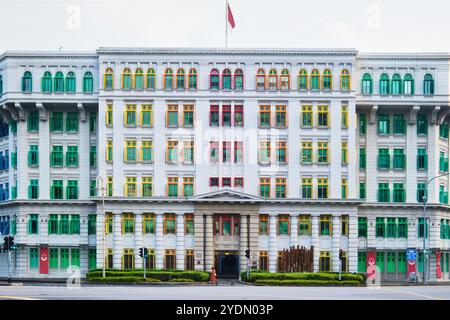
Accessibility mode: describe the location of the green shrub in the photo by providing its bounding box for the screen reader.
[145,278,161,283]
[168,278,194,282]
[242,272,364,284]
[86,270,210,282]
[88,276,144,283]
[254,279,362,286]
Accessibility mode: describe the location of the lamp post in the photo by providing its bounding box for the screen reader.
[96,175,106,278]
[422,172,450,284]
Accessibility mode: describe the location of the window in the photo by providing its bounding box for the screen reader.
[122,68,132,89]
[378,148,390,170]
[378,183,390,202]
[417,114,427,135]
[259,141,271,164]
[276,141,287,164]
[341,141,348,165]
[317,106,329,127]
[379,73,389,94]
[183,177,194,197]
[28,179,39,199]
[222,142,231,163]
[28,145,39,167]
[70,215,80,234]
[28,111,39,132]
[234,69,243,90]
[28,214,39,234]
[141,177,153,197]
[104,68,114,90]
[259,215,268,235]
[391,73,402,94]
[106,104,113,127]
[209,105,219,126]
[141,105,153,127]
[358,252,367,273]
[259,105,271,127]
[259,178,270,198]
[280,69,290,90]
[164,213,176,234]
[387,252,396,273]
[359,182,366,199]
[210,141,219,163]
[106,140,113,162]
[143,213,155,234]
[125,177,137,197]
[167,177,178,197]
[146,68,156,89]
[319,251,331,272]
[125,140,136,162]
[167,104,178,127]
[54,71,64,92]
[90,180,96,197]
[319,215,332,236]
[340,69,350,91]
[66,180,78,199]
[276,178,286,198]
[301,141,312,164]
[41,71,52,92]
[185,249,194,270]
[361,73,372,94]
[376,217,385,237]
[416,148,427,170]
[256,69,266,90]
[59,215,69,234]
[89,112,97,133]
[359,113,366,135]
[403,74,414,95]
[321,69,333,92]
[386,218,397,238]
[106,249,113,269]
[122,213,135,234]
[66,146,78,167]
[234,141,243,163]
[83,71,94,93]
[418,218,428,238]
[88,215,96,235]
[342,178,348,199]
[393,115,406,134]
[234,177,244,187]
[440,151,449,172]
[440,122,449,139]
[22,71,33,92]
[298,215,311,236]
[378,114,390,134]
[124,105,136,126]
[222,69,231,90]
[89,249,96,270]
[50,180,63,199]
[183,104,194,127]
[49,248,58,269]
[376,252,385,272]
[105,213,113,234]
[188,68,197,89]
[317,178,328,199]
[222,105,231,126]
[48,215,58,234]
[29,248,39,269]
[440,184,448,204]
[165,249,176,269]
[185,214,194,235]
[210,69,219,90]
[278,215,290,235]
[234,105,243,126]
[66,71,76,92]
[301,177,312,198]
[66,112,78,132]
[358,217,367,237]
[393,149,405,170]
[176,68,185,89]
[340,105,349,128]
[417,182,426,203]
[259,251,269,271]
[275,105,286,127]
[167,140,178,163]
[310,69,319,90]
[423,74,434,95]
[123,249,134,270]
[164,68,173,90]
[210,177,219,187]
[301,105,312,127]
[317,141,328,164]
[268,69,277,91]
[107,177,113,197]
[359,148,366,169]
[90,145,97,167]
[398,218,407,238]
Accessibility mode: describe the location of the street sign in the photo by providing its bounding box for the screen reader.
[407,249,416,261]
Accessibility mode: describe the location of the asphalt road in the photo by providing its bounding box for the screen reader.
[0,284,450,300]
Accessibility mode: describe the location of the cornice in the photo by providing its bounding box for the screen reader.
[357,52,450,61]
[0,51,98,62]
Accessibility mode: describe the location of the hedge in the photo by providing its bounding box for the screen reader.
[241,271,365,284]
[168,278,194,282]
[86,269,210,282]
[89,276,145,283]
[254,279,362,286]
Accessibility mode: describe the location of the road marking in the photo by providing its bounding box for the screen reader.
[381,288,444,300]
[0,295,41,301]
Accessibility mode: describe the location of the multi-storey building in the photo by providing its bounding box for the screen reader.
[0,48,448,283]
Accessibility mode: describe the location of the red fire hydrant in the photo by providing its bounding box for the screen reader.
[210,267,217,285]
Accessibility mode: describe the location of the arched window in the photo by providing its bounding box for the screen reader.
[134,68,144,90]
[164,68,173,90]
[83,71,93,93]
[210,69,219,90]
[146,68,156,89]
[340,69,350,91]
[361,73,372,94]
[256,69,265,90]
[424,74,434,95]
[268,69,277,91]
[104,68,114,90]
[280,69,290,91]
[122,68,132,90]
[222,69,231,90]
[323,69,332,91]
[379,73,390,95]
[176,68,185,89]
[403,74,414,95]
[310,69,320,90]
[234,69,243,90]
[42,71,52,92]
[298,69,308,90]
[54,71,64,93]
[188,68,197,89]
[65,71,76,93]
[391,73,402,95]
[22,71,33,92]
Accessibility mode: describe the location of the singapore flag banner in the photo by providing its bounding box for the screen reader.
[227,2,235,29]
[225,1,236,47]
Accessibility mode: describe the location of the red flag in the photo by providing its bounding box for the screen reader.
[39,247,49,274]
[227,3,235,29]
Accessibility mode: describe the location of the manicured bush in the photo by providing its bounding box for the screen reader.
[254,279,362,286]
[88,276,144,283]
[145,278,161,283]
[241,271,365,284]
[86,270,210,282]
[168,278,194,282]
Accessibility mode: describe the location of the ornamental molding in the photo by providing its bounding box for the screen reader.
[358,53,450,61]
[408,105,420,125]
[0,51,97,62]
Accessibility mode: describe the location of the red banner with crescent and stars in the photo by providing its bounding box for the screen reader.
[39,247,49,274]
[366,250,376,277]
[436,250,442,279]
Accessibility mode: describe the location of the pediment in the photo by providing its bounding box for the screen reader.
[191,189,262,201]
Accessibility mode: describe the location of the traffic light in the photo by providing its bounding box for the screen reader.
[139,247,144,258]
[3,236,14,251]
[9,236,15,250]
[245,249,250,259]
[143,248,148,258]
[339,249,343,260]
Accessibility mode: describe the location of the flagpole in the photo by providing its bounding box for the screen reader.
[225,0,228,48]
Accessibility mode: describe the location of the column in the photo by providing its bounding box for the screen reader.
[239,215,248,272]
[289,214,298,247]
[37,105,50,199]
[16,118,28,199]
[367,215,376,249]
[406,108,418,203]
[268,214,277,273]
[347,99,357,198]
[134,212,143,269]
[204,213,214,271]
[332,215,341,272]
[176,212,185,270]
[348,214,358,273]
[8,121,15,198]
[153,98,166,196]
[79,213,89,246]
[78,105,90,200]
[248,213,260,269]
[112,100,124,197]
[329,100,342,198]
[193,213,204,271]
[155,212,164,269]
[288,98,300,197]
[113,212,122,269]
[95,209,105,269]
[366,106,378,202]
[243,98,259,196]
[428,114,439,203]
[97,99,108,187]
[311,215,319,272]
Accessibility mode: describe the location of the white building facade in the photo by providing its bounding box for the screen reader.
[0,48,448,283]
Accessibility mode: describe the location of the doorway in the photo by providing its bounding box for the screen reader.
[215,251,240,278]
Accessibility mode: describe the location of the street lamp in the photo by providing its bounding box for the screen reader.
[422,172,450,284]
[96,175,106,278]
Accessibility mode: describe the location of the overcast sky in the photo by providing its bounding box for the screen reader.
[1,0,449,53]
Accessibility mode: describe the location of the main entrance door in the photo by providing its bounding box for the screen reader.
[215,251,240,278]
